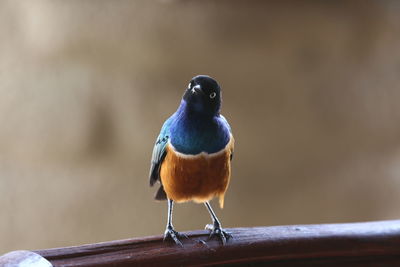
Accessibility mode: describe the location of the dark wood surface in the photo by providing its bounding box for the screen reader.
[31,220,400,266]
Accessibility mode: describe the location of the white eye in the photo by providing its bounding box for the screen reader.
[187,82,191,89]
[210,92,216,99]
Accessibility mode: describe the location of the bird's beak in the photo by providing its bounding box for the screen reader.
[191,85,201,94]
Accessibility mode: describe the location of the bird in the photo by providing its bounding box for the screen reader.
[149,75,234,246]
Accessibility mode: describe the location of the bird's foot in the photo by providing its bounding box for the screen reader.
[205,223,232,245]
[164,226,187,246]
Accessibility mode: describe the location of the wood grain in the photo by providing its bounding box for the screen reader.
[30,220,400,266]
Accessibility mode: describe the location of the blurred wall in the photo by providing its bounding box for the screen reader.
[1,0,400,253]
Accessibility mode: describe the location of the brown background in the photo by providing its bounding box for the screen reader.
[1,0,400,254]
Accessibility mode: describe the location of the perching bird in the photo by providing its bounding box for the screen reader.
[149,75,234,246]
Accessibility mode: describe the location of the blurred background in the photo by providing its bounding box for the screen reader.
[1,0,400,254]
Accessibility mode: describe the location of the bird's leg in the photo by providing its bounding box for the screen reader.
[163,199,186,246]
[204,201,232,245]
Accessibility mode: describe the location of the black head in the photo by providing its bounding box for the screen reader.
[183,75,222,116]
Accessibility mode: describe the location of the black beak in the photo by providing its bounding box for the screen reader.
[191,85,202,94]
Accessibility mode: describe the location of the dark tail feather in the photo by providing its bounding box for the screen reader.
[155,185,167,200]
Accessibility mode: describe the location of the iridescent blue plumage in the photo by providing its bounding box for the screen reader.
[169,100,231,155]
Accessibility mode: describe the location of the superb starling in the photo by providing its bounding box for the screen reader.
[149,75,234,246]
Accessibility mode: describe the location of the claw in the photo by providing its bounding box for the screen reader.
[164,227,184,246]
[205,223,232,245]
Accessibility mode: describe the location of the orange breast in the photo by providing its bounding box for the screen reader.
[160,136,234,208]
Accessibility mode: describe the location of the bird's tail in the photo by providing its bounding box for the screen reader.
[155,185,167,200]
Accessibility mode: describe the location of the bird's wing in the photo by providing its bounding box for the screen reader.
[220,114,234,161]
[149,119,171,186]
[229,134,234,161]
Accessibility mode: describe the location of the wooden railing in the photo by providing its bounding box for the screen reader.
[1,220,400,266]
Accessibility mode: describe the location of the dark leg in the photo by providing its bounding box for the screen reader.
[164,199,185,246]
[204,201,232,245]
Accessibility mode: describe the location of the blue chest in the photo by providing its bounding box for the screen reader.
[165,102,231,155]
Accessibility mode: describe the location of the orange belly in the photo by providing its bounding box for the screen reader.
[160,137,234,208]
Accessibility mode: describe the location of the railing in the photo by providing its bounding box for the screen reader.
[1,220,400,266]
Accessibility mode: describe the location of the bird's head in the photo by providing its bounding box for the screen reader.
[183,75,222,116]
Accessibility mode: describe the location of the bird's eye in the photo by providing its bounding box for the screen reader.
[210,92,216,99]
[187,82,192,89]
